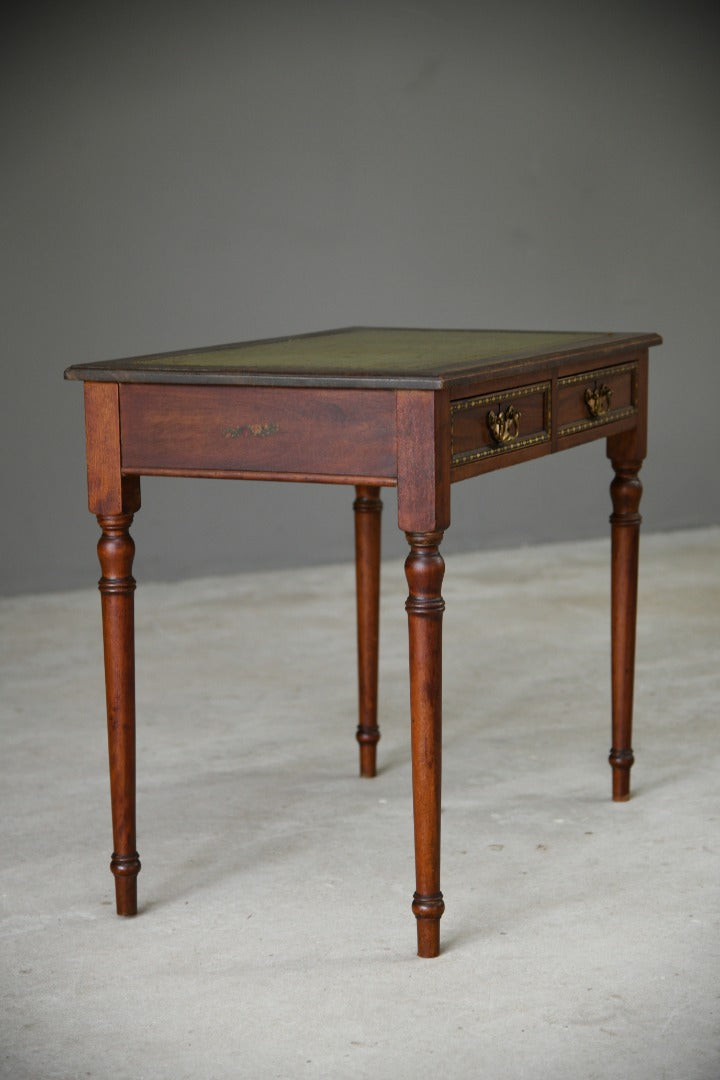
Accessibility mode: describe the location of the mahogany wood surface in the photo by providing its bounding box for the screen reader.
[83,383,140,517]
[608,462,642,800]
[67,327,661,957]
[97,513,141,913]
[396,389,451,534]
[120,383,397,480]
[405,531,446,958]
[353,487,383,778]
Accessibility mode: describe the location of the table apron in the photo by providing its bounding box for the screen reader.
[119,384,398,481]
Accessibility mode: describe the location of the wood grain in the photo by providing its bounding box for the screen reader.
[120,384,397,479]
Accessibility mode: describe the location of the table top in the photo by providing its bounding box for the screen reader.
[65,326,661,390]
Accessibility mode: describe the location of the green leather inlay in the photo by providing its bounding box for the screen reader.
[130,328,607,372]
[65,326,659,387]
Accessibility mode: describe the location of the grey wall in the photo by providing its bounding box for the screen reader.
[2,1,718,596]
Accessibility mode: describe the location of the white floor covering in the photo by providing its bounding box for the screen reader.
[1,528,719,1079]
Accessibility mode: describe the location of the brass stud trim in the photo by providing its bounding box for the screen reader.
[450,381,551,467]
[557,362,638,437]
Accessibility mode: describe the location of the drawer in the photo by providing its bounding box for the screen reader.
[119,384,397,479]
[557,362,637,437]
[451,381,551,467]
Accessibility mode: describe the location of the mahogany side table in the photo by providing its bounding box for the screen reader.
[65,327,661,957]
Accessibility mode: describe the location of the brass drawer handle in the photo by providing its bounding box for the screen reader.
[585,383,612,418]
[487,404,521,445]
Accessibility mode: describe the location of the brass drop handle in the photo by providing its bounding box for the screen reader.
[487,404,521,445]
[585,382,612,418]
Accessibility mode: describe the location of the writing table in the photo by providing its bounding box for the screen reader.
[65,326,661,957]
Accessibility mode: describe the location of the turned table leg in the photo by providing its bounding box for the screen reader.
[354,486,383,777]
[608,457,643,801]
[97,512,141,913]
[405,531,445,957]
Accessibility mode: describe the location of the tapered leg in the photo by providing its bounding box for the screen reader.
[405,531,445,957]
[97,512,141,913]
[354,486,383,777]
[608,459,643,801]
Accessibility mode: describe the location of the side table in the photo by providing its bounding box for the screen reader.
[66,326,661,957]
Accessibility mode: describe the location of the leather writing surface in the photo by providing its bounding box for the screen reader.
[65,327,661,389]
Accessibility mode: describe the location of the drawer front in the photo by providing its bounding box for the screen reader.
[451,381,551,467]
[557,362,637,437]
[120,384,397,478]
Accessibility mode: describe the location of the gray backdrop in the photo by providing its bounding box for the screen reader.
[2,1,718,596]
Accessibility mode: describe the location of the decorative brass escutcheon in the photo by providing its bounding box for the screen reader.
[223,421,279,439]
[487,404,521,445]
[584,383,612,418]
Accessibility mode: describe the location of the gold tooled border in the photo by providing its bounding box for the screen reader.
[450,381,551,467]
